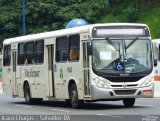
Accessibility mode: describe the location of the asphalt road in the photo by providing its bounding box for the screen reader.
[0,93,160,121]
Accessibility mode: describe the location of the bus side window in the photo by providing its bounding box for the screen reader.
[68,34,80,61]
[18,43,25,65]
[56,36,68,62]
[35,40,44,64]
[3,45,11,66]
[158,44,160,62]
[24,42,34,64]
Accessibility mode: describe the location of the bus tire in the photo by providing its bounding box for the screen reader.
[123,98,135,107]
[33,98,43,103]
[70,84,82,109]
[24,83,33,105]
[65,99,71,105]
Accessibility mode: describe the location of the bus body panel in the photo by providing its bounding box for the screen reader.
[90,70,154,100]
[91,84,154,100]
[34,64,46,98]
[2,23,154,105]
[2,67,12,96]
[54,62,82,99]
[2,44,12,96]
[152,39,160,97]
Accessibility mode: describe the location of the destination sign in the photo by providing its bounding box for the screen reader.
[92,26,150,38]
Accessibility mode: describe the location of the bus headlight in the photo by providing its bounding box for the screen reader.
[141,77,152,87]
[96,79,109,88]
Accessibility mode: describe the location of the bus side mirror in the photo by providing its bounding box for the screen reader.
[152,42,158,66]
[87,43,92,55]
[154,60,157,66]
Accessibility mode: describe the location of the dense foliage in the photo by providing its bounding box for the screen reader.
[0,0,109,47]
[1,0,160,48]
[100,0,160,39]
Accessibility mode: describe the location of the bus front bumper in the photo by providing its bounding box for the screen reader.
[90,84,154,101]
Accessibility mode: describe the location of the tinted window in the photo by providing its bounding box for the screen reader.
[3,45,11,66]
[24,42,34,64]
[56,36,67,62]
[18,43,25,65]
[35,40,44,64]
[68,35,80,61]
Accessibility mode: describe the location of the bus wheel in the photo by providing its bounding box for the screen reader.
[123,98,135,107]
[65,99,71,105]
[33,98,43,103]
[24,83,33,105]
[70,84,81,108]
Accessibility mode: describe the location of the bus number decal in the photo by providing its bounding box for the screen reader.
[7,68,11,73]
[25,69,40,77]
[67,67,72,73]
[60,69,63,79]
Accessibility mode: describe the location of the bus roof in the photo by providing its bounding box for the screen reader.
[3,23,148,45]
[152,39,160,43]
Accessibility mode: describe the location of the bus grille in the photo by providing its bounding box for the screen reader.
[105,75,145,82]
[114,89,136,95]
[111,84,138,88]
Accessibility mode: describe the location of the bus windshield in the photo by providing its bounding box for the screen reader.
[92,39,152,74]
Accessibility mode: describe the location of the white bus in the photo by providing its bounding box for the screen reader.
[152,39,160,97]
[2,23,154,108]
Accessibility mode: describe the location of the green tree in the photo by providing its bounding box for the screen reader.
[0,0,109,47]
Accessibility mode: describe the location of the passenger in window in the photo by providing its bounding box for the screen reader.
[24,58,27,64]
[93,52,103,69]
[69,50,79,61]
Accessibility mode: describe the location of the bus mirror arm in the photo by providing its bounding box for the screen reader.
[154,59,157,67]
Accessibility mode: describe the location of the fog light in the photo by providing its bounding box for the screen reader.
[143,90,153,94]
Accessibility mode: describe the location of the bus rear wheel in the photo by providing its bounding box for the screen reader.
[24,83,33,105]
[123,98,135,107]
[70,84,83,108]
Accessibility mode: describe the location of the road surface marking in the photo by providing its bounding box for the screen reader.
[16,105,31,108]
[108,115,123,118]
[135,104,154,107]
[97,114,105,116]
[51,109,70,112]
[96,114,123,119]
[97,114,123,118]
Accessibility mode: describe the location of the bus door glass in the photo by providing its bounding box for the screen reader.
[11,48,18,96]
[83,42,91,96]
[48,45,55,97]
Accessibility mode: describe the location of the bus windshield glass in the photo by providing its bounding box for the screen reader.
[92,39,152,74]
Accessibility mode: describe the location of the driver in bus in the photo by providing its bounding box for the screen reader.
[93,51,104,69]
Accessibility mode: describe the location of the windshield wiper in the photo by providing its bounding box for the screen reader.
[106,38,119,51]
[106,37,138,50]
[126,37,138,49]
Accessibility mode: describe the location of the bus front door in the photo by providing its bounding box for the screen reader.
[83,42,91,97]
[48,45,55,97]
[12,50,18,96]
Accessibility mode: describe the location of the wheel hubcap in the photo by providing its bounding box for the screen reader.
[71,90,77,103]
[25,88,29,102]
